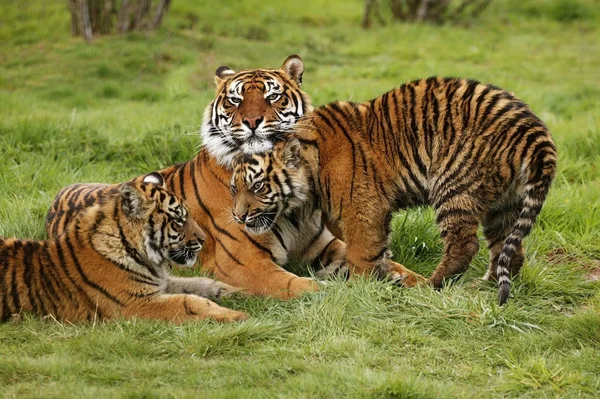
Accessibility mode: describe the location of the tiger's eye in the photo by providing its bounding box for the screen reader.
[252,181,264,192]
[267,93,280,102]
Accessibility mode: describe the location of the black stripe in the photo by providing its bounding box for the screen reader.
[321,104,357,200]
[23,242,39,315]
[312,238,337,268]
[36,246,60,316]
[10,242,22,314]
[461,79,478,128]
[271,225,288,252]
[52,239,99,312]
[300,221,325,256]
[214,236,245,266]
[64,234,125,306]
[190,159,238,242]
[365,246,388,263]
[435,208,475,224]
[242,231,276,262]
[41,241,77,310]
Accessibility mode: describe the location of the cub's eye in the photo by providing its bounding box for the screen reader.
[267,93,280,102]
[251,181,264,193]
[173,219,185,227]
[230,185,238,197]
[228,97,241,105]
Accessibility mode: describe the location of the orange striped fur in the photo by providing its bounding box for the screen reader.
[2,174,246,323]
[46,56,347,299]
[231,77,557,304]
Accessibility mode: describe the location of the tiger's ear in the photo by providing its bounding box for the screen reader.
[120,183,152,220]
[281,55,304,86]
[214,65,236,86]
[143,172,165,188]
[281,138,302,169]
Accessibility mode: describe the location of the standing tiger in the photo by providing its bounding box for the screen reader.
[230,77,557,304]
[1,173,247,323]
[46,55,348,299]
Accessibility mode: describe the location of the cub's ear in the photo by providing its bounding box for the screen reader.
[120,183,152,220]
[280,54,304,86]
[282,138,301,169]
[143,172,165,188]
[214,65,236,86]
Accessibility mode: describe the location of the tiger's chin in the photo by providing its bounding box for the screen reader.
[240,136,275,155]
[168,251,199,268]
[245,212,277,235]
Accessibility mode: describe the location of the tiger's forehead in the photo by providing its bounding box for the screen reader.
[139,182,186,216]
[234,154,268,182]
[226,70,284,95]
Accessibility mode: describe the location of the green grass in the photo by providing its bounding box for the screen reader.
[1,0,600,397]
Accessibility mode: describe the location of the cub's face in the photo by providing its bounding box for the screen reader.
[121,173,206,268]
[201,55,311,168]
[230,139,308,235]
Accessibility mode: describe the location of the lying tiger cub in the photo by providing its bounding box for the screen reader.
[230,77,556,304]
[0,173,247,323]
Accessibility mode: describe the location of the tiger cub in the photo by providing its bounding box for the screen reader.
[230,77,556,304]
[0,173,247,323]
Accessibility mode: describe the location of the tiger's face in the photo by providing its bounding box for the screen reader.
[121,173,206,268]
[230,139,309,235]
[201,55,312,168]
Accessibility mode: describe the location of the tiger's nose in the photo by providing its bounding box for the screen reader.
[234,210,248,223]
[242,116,264,131]
[194,233,205,247]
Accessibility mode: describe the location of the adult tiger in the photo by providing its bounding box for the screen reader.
[46,56,347,299]
[230,77,557,304]
[1,174,247,323]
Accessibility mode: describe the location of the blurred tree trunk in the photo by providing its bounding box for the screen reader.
[362,0,492,27]
[68,0,171,41]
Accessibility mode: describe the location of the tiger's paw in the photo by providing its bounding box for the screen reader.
[386,261,427,288]
[209,281,246,299]
[209,308,249,323]
[315,262,349,280]
[277,277,319,300]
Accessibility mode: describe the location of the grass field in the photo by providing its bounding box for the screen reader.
[1,0,600,397]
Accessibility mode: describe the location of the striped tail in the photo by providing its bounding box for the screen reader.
[497,142,557,305]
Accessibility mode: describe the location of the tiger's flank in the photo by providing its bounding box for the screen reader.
[231,77,556,304]
[1,174,247,323]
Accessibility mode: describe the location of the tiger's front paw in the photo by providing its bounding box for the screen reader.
[276,277,319,299]
[386,261,427,288]
[315,261,349,280]
[209,308,249,322]
[208,281,246,299]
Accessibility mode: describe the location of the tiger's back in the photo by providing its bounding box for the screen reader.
[46,183,115,239]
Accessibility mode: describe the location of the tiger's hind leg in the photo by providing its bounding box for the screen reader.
[481,198,524,281]
[428,195,483,288]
